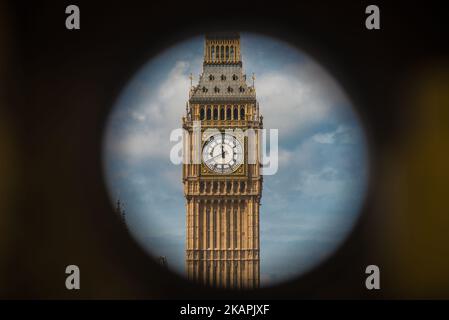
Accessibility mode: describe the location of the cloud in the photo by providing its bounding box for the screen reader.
[293,167,347,197]
[313,132,335,144]
[106,60,191,161]
[312,125,359,145]
[131,111,146,122]
[257,61,348,138]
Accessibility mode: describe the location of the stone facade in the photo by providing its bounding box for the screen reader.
[183,33,262,289]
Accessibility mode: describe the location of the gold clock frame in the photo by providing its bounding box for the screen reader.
[200,130,246,177]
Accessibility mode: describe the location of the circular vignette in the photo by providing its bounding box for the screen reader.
[102,32,370,288]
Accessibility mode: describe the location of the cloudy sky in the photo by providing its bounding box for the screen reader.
[103,33,369,286]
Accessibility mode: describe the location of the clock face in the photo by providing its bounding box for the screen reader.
[202,133,243,174]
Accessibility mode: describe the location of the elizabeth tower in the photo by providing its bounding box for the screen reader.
[183,33,263,289]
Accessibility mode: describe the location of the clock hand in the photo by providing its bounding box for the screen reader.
[206,152,226,163]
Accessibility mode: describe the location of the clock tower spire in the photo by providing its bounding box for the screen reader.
[183,33,262,289]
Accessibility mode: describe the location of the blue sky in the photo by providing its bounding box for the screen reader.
[103,33,369,287]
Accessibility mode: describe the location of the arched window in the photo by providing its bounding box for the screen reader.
[216,46,219,59]
[206,107,211,120]
[240,181,245,192]
[226,46,229,60]
[220,107,225,120]
[200,107,205,120]
[200,182,205,192]
[230,46,234,60]
[239,86,245,92]
[226,107,231,120]
[221,74,226,81]
[214,86,219,93]
[213,107,218,120]
[233,106,238,120]
[240,106,245,120]
[227,86,233,93]
[209,74,214,81]
[232,74,238,80]
[221,46,224,60]
[202,86,207,93]
[211,46,215,60]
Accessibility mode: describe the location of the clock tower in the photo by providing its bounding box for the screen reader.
[183,33,262,289]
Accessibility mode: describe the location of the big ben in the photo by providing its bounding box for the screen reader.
[183,33,263,289]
